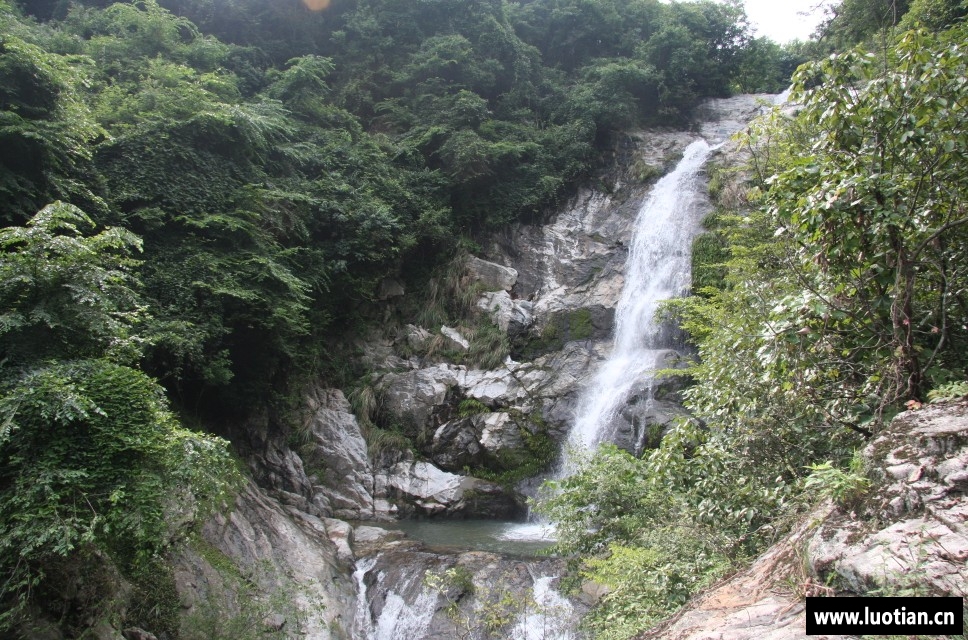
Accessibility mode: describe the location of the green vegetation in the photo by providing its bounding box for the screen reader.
[0,204,238,633]
[469,415,557,488]
[0,0,795,426]
[517,307,597,358]
[9,0,964,635]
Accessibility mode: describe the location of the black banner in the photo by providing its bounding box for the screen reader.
[806,597,964,635]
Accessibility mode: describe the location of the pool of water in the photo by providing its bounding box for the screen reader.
[364,519,558,556]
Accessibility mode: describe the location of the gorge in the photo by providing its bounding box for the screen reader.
[168,93,776,640]
[5,1,968,638]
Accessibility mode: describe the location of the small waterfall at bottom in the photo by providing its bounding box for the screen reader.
[509,575,578,640]
[351,549,584,640]
[352,555,439,640]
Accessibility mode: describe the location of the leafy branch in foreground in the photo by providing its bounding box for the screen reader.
[0,204,239,634]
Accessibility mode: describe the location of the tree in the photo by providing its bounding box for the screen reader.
[0,204,237,633]
[0,202,143,365]
[0,35,104,223]
[763,24,968,415]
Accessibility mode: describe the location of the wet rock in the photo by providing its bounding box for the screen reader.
[353,548,586,640]
[696,93,781,144]
[352,525,409,557]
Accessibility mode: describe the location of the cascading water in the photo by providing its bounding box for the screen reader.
[562,139,715,468]
[509,575,577,640]
[352,555,439,640]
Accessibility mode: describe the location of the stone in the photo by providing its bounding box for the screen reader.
[121,629,158,640]
[404,324,433,350]
[379,365,460,432]
[441,325,470,351]
[465,255,518,290]
[173,483,356,640]
[696,93,782,145]
[459,366,529,406]
[805,401,968,597]
[478,412,523,456]
[378,459,524,518]
[432,420,483,471]
[579,580,611,605]
[355,548,586,640]
[386,460,468,504]
[304,387,375,520]
[323,518,355,564]
[263,614,286,632]
[477,291,533,335]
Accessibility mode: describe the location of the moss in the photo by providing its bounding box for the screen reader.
[458,397,489,417]
[194,537,244,582]
[630,158,662,183]
[516,307,596,359]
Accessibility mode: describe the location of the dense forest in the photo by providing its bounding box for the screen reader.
[1,0,966,636]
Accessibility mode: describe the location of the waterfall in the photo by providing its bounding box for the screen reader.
[352,555,439,640]
[562,139,714,467]
[509,575,577,640]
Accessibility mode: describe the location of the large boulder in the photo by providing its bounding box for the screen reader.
[466,256,518,291]
[173,483,356,639]
[431,412,532,472]
[378,365,461,433]
[376,459,524,518]
[440,325,470,351]
[477,291,533,336]
[431,419,484,470]
[304,387,376,520]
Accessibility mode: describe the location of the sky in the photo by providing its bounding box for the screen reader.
[742,0,833,43]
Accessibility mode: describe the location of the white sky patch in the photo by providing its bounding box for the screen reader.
[743,0,834,43]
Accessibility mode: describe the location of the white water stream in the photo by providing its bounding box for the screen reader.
[562,139,715,467]
[509,575,577,640]
[353,556,439,640]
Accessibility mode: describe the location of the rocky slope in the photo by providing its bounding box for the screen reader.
[640,401,968,640]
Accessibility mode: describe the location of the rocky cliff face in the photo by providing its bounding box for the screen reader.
[640,401,968,640]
